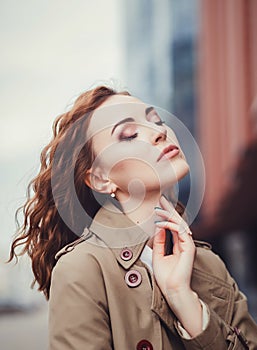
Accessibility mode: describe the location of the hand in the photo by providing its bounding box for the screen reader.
[152,195,195,296]
[152,196,202,337]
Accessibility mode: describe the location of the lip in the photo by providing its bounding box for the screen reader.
[157,144,179,162]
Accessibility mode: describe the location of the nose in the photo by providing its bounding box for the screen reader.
[152,127,167,145]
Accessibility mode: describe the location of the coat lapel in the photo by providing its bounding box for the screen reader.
[88,200,149,269]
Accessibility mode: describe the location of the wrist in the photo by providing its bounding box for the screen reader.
[165,286,195,302]
[166,288,203,338]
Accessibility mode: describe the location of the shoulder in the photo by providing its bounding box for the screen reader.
[193,240,232,284]
[50,234,113,292]
[54,229,113,268]
[48,237,111,329]
[54,241,101,274]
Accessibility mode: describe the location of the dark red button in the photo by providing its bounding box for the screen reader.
[120,248,133,261]
[136,339,153,350]
[124,270,142,287]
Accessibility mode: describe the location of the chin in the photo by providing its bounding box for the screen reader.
[178,162,190,180]
[163,161,189,188]
[169,158,190,181]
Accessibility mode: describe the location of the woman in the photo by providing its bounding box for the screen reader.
[10,86,257,349]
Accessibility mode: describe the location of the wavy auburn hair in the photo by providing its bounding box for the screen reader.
[9,86,130,299]
[9,85,185,300]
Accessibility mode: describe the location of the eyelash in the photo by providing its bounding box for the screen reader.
[155,120,165,126]
[119,133,138,141]
[119,120,165,141]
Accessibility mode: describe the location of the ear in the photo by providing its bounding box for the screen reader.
[85,167,116,194]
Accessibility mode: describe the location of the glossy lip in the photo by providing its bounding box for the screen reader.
[157,144,179,162]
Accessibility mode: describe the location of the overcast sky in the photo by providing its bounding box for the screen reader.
[0,0,126,297]
[1,0,125,158]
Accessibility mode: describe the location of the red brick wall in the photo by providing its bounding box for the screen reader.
[197,0,257,217]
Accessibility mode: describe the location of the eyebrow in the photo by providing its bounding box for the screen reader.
[111,107,156,135]
[145,106,154,116]
[111,117,135,135]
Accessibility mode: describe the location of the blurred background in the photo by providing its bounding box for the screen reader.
[1,0,257,348]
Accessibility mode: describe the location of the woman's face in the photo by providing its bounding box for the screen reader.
[87,95,189,200]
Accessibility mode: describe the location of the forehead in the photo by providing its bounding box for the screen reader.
[87,95,147,138]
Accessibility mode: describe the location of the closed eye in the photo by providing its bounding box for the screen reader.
[155,120,165,126]
[119,132,138,141]
[145,107,165,126]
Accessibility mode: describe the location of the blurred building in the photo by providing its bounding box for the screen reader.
[122,0,257,320]
[195,0,257,320]
[122,0,199,134]
[122,0,257,219]
[197,0,257,217]
[122,0,199,205]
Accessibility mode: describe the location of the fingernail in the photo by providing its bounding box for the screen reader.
[154,207,162,210]
[155,221,166,226]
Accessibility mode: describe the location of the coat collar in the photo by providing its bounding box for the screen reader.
[88,200,150,270]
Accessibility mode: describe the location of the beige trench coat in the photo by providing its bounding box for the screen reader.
[48,201,257,349]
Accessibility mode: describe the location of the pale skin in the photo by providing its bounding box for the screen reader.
[153,196,202,338]
[86,95,202,338]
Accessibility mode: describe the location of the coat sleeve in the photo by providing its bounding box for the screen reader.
[48,251,113,350]
[175,255,257,350]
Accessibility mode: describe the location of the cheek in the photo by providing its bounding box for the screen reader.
[109,159,160,189]
[94,141,157,173]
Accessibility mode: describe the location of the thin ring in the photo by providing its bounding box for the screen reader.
[178,226,193,236]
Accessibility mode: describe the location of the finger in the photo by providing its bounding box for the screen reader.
[155,221,194,256]
[155,220,192,239]
[154,207,176,222]
[160,195,182,221]
[177,231,195,257]
[152,227,166,258]
[155,218,191,235]
[156,221,191,251]
[177,230,193,245]
[171,231,195,272]
[173,234,196,276]
[178,222,193,239]
[157,200,191,234]
[159,195,176,213]
[155,220,180,233]
[155,207,190,233]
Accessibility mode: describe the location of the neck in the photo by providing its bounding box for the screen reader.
[116,190,162,246]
